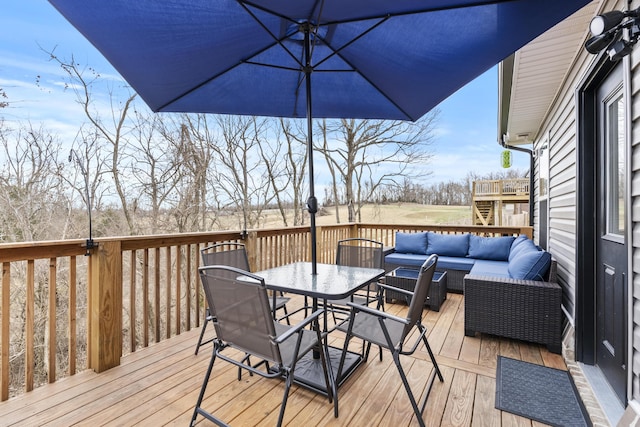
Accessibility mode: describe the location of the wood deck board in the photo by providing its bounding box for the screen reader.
[0,293,567,427]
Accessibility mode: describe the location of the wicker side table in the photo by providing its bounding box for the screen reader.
[384,268,447,311]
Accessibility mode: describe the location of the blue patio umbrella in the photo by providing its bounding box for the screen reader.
[48,0,590,273]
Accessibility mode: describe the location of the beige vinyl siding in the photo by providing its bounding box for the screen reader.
[535,80,579,321]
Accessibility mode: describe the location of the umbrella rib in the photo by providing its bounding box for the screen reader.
[314,16,416,121]
[313,16,388,70]
[239,1,305,69]
[157,3,305,111]
[307,0,327,65]
[239,0,516,26]
[155,39,289,111]
[321,0,519,25]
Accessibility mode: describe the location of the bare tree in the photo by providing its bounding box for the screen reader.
[318,119,342,223]
[205,114,277,230]
[128,111,183,234]
[267,118,308,226]
[316,113,438,222]
[0,122,67,242]
[168,115,218,232]
[46,51,139,234]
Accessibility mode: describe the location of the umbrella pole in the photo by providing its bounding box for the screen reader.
[304,25,318,275]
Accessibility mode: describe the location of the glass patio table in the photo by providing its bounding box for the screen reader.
[252,261,385,395]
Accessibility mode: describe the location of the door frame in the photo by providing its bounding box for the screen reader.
[576,52,632,401]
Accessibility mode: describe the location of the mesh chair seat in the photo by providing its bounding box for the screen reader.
[272,322,317,368]
[340,311,406,348]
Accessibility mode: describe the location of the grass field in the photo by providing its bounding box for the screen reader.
[255,203,473,229]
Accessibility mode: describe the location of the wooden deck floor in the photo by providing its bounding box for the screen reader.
[0,293,566,426]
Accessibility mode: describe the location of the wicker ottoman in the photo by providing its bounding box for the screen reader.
[384,268,447,311]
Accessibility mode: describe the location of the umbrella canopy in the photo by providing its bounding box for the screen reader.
[48,0,590,271]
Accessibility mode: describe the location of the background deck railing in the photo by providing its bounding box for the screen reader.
[0,222,531,401]
[472,178,530,198]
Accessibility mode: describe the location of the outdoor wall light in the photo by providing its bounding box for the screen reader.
[585,7,640,60]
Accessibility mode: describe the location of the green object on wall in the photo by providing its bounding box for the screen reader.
[501,150,512,168]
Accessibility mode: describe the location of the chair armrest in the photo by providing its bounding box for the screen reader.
[274,308,323,343]
[346,302,409,325]
[378,283,414,297]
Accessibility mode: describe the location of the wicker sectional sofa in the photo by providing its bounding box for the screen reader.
[384,232,562,353]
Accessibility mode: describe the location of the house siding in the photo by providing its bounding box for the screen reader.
[535,68,580,322]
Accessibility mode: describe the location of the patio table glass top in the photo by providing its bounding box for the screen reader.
[253,261,385,300]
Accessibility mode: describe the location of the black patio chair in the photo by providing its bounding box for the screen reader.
[191,265,334,427]
[327,238,384,312]
[336,254,443,427]
[195,242,290,355]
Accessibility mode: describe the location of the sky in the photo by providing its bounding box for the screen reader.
[1,0,529,185]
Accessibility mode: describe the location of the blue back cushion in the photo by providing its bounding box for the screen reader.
[426,232,469,257]
[508,234,531,262]
[395,232,428,254]
[508,249,552,280]
[467,235,515,261]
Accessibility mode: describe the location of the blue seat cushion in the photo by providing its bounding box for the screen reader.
[426,232,469,257]
[467,235,515,261]
[508,249,552,281]
[470,260,510,278]
[435,256,475,272]
[394,231,428,254]
[385,252,427,268]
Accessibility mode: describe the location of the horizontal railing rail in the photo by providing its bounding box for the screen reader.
[0,223,531,400]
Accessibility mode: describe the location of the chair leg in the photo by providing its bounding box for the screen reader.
[336,328,357,419]
[420,327,444,382]
[276,373,294,427]
[191,349,223,426]
[194,311,212,356]
[392,351,426,427]
[317,329,337,418]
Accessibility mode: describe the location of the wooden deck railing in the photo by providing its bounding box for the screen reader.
[473,178,530,197]
[0,223,531,401]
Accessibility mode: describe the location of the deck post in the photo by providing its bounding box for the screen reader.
[245,231,258,271]
[88,240,123,372]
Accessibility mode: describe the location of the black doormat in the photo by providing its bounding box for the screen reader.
[495,356,592,427]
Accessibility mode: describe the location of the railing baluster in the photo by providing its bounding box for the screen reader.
[176,245,182,335]
[69,256,76,375]
[2,262,10,401]
[48,257,56,383]
[26,259,34,392]
[154,247,160,343]
[165,246,171,340]
[195,244,200,328]
[129,250,136,353]
[143,249,149,348]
